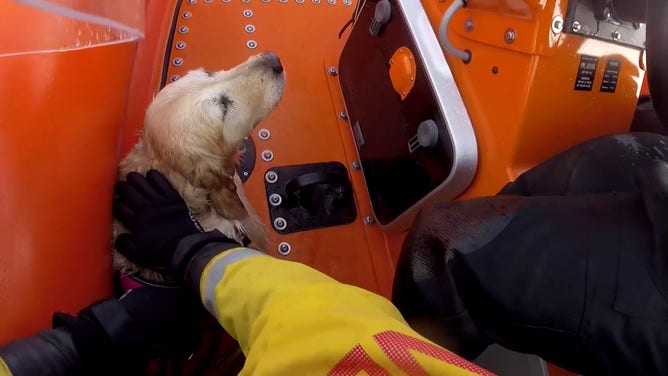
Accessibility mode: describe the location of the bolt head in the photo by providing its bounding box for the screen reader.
[572,21,582,32]
[277,242,291,255]
[327,66,338,76]
[364,216,375,225]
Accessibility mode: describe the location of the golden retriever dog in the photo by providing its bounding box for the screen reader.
[113,51,286,283]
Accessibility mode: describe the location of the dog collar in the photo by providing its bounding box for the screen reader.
[119,273,181,292]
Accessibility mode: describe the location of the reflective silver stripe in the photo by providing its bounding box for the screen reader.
[202,248,265,320]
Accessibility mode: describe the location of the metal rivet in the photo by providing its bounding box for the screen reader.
[222,0,231,2]
[173,57,183,66]
[277,242,291,255]
[263,0,270,2]
[245,24,256,33]
[339,111,348,120]
[247,40,258,49]
[261,150,274,161]
[242,0,250,2]
[258,128,271,140]
[204,0,213,3]
[273,217,287,231]
[313,0,320,4]
[343,0,351,5]
[551,16,563,34]
[243,171,249,177]
[265,170,278,183]
[364,216,375,225]
[504,28,516,44]
[572,21,582,32]
[187,0,196,4]
[170,75,181,82]
[296,0,304,3]
[178,25,189,34]
[175,41,186,50]
[351,160,361,170]
[328,0,336,4]
[269,193,283,206]
[279,0,287,2]
[182,11,192,19]
[464,18,474,32]
[243,9,253,17]
[327,66,338,76]
[611,30,621,41]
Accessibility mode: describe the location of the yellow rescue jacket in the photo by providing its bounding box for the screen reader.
[199,248,493,375]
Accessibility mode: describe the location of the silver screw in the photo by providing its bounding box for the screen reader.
[187,0,196,4]
[222,0,231,2]
[173,57,183,66]
[351,160,361,170]
[261,150,274,161]
[205,0,213,3]
[178,25,189,34]
[175,41,186,50]
[269,193,283,206]
[265,170,278,183]
[243,9,253,17]
[504,28,516,44]
[277,242,291,255]
[243,171,249,177]
[245,24,255,33]
[247,40,258,49]
[279,0,287,2]
[464,18,474,32]
[551,16,563,34]
[182,11,192,19]
[273,217,287,231]
[313,0,320,4]
[328,0,336,4]
[258,128,271,140]
[170,74,181,82]
[364,216,375,225]
[611,30,621,41]
[343,0,351,4]
[242,0,250,2]
[339,111,348,120]
[263,0,270,2]
[572,21,582,32]
[327,66,338,76]
[296,0,304,3]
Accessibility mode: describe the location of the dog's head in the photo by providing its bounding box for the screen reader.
[142,51,285,219]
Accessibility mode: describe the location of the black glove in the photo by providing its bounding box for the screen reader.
[114,170,204,269]
[0,287,200,376]
[114,170,241,283]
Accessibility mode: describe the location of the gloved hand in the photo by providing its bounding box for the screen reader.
[114,170,240,282]
[114,170,204,269]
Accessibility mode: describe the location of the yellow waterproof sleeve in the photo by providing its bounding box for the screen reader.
[199,248,494,376]
[0,358,11,376]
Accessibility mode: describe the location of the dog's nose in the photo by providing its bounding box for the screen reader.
[260,51,283,74]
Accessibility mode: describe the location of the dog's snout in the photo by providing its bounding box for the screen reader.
[260,51,283,74]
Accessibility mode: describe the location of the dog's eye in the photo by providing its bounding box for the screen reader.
[218,94,234,118]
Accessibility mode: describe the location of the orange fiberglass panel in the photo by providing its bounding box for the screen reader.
[422,0,645,197]
[131,0,404,297]
[0,1,139,342]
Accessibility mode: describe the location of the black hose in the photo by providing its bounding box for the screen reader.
[646,0,668,127]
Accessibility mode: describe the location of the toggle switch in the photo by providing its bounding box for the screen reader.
[408,119,439,153]
[369,0,391,36]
